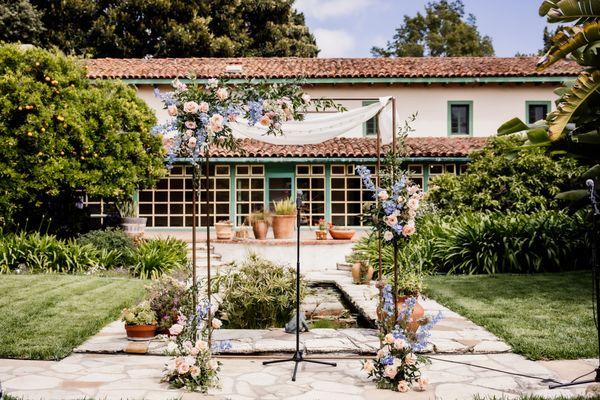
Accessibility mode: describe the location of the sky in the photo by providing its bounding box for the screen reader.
[293,0,549,58]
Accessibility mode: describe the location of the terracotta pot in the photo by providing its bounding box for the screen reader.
[329,228,355,240]
[235,228,249,240]
[125,324,157,341]
[351,262,374,284]
[376,295,425,333]
[215,222,233,240]
[252,221,269,240]
[272,215,295,239]
[315,230,328,240]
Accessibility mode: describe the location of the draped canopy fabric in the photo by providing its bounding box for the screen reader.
[230,96,397,145]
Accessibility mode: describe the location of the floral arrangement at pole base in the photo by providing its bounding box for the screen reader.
[362,285,442,393]
[161,299,230,393]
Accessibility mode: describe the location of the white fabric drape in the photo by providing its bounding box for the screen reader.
[230,96,398,145]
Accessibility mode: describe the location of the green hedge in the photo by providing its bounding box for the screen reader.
[353,211,590,275]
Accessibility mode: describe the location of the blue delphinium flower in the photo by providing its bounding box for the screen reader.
[381,355,395,366]
[247,100,264,125]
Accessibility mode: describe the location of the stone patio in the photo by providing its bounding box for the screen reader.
[1,353,594,400]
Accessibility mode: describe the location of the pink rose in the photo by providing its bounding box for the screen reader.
[190,365,200,377]
[385,215,398,227]
[185,121,197,129]
[167,105,178,116]
[378,190,389,201]
[211,318,223,329]
[259,115,271,127]
[208,358,219,371]
[188,137,197,148]
[216,87,229,101]
[199,102,209,113]
[384,365,397,379]
[397,380,410,393]
[402,225,416,237]
[384,333,395,344]
[404,353,417,366]
[209,114,224,133]
[195,340,208,351]
[189,346,199,356]
[183,101,199,114]
[416,377,428,391]
[169,323,183,336]
[176,361,190,374]
[393,338,406,350]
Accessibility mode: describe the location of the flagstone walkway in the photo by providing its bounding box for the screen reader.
[1,353,594,399]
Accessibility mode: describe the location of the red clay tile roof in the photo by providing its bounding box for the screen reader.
[206,137,488,158]
[84,57,579,80]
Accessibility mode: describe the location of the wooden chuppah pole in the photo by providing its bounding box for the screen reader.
[192,165,198,330]
[205,146,213,347]
[375,112,383,322]
[391,97,399,322]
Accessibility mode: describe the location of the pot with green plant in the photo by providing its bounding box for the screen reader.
[117,197,147,237]
[378,272,425,333]
[247,209,272,240]
[122,301,158,340]
[351,260,374,284]
[271,198,296,239]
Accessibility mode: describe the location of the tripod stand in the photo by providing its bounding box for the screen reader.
[262,190,337,381]
[550,178,600,389]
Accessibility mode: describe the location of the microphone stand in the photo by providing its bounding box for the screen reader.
[550,178,600,389]
[262,190,337,381]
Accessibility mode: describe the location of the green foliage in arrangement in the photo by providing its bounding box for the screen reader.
[272,198,297,215]
[131,237,188,280]
[121,301,157,326]
[0,230,188,278]
[147,276,192,332]
[353,211,589,275]
[214,253,305,329]
[427,137,585,214]
[0,44,165,230]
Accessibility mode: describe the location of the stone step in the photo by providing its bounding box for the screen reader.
[186,251,222,261]
[337,262,353,271]
[186,243,215,251]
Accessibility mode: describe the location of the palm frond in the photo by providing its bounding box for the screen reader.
[537,21,600,69]
[540,0,600,23]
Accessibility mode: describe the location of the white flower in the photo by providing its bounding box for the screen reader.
[301,93,311,104]
[212,318,223,329]
[397,380,410,393]
[185,120,197,129]
[216,87,229,101]
[190,365,201,377]
[183,340,194,352]
[199,101,209,113]
[362,359,375,373]
[184,356,196,366]
[393,338,406,350]
[383,231,394,241]
[189,346,200,356]
[195,340,208,351]
[404,353,417,366]
[378,190,389,201]
[167,105,178,116]
[183,101,199,114]
[207,78,219,88]
[208,358,219,371]
[169,323,183,336]
[166,341,178,354]
[384,333,395,344]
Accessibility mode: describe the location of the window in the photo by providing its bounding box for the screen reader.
[407,164,424,188]
[427,164,458,187]
[363,100,378,136]
[81,195,116,229]
[296,165,326,226]
[448,101,472,135]
[331,164,377,227]
[235,165,264,225]
[138,165,230,227]
[527,101,551,124]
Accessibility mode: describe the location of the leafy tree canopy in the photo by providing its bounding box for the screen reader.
[0,0,44,45]
[371,0,494,57]
[0,44,165,233]
[12,0,318,58]
[426,136,584,214]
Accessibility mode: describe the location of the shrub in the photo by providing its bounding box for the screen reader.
[272,198,296,215]
[77,228,135,267]
[146,276,192,332]
[427,136,585,214]
[131,237,188,279]
[353,211,590,275]
[214,253,304,329]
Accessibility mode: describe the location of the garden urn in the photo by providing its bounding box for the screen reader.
[252,220,269,240]
[351,262,374,284]
[272,215,295,239]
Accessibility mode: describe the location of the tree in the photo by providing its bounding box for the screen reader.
[426,136,584,214]
[24,0,318,58]
[371,0,494,57]
[0,44,166,234]
[0,0,45,45]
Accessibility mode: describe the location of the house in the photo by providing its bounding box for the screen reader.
[84,57,578,230]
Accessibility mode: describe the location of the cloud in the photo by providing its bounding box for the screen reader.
[295,0,375,19]
[313,28,356,57]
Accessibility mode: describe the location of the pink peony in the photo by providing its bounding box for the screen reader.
[183,101,199,114]
[397,380,410,393]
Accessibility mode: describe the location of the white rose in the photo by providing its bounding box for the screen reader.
[378,190,389,201]
[383,231,394,241]
[301,93,311,104]
[211,318,223,329]
[404,353,417,366]
[208,358,219,371]
[195,340,208,351]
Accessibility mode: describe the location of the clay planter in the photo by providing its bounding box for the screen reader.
[215,221,233,240]
[376,295,425,333]
[351,262,374,284]
[315,230,328,240]
[252,221,269,240]
[329,228,355,240]
[272,215,295,239]
[125,324,157,341]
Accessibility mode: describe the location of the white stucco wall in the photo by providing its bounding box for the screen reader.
[136,83,558,138]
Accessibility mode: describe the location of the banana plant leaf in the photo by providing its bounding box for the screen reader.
[497,117,529,135]
[527,128,552,144]
[540,0,600,23]
[556,189,589,201]
[537,21,600,70]
[546,70,600,140]
[583,164,600,178]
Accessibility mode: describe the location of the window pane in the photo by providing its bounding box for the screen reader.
[528,104,548,124]
[450,104,470,135]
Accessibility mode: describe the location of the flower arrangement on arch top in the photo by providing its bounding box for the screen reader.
[356,162,423,244]
[153,78,341,167]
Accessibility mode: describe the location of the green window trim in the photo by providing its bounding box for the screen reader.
[447,101,474,136]
[525,100,552,124]
[362,100,379,137]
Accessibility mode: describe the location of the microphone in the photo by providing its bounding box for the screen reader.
[296,190,303,208]
[587,179,595,190]
[587,179,600,216]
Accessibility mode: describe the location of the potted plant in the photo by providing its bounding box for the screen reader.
[122,301,158,340]
[215,220,233,240]
[271,198,296,239]
[117,197,147,237]
[329,224,356,240]
[235,225,250,240]
[247,210,272,240]
[351,260,374,284]
[382,273,425,333]
[147,276,192,335]
[315,219,328,240]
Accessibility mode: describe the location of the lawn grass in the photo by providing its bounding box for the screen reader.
[0,274,147,360]
[424,271,597,361]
